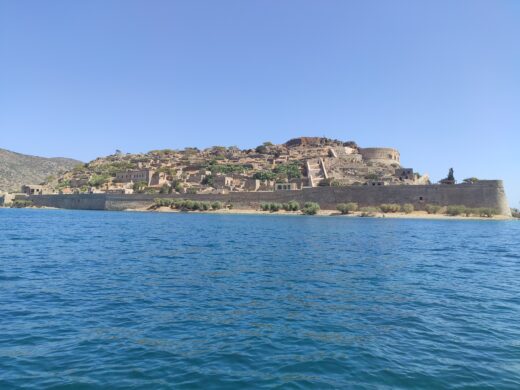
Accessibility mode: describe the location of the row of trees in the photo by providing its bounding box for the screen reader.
[445,205,497,217]
[260,201,320,215]
[152,198,499,218]
[335,202,497,218]
[336,202,414,214]
[153,198,225,211]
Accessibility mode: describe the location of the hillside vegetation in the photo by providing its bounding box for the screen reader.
[0,148,82,192]
[48,137,428,195]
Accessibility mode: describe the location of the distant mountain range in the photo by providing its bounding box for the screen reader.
[0,148,82,192]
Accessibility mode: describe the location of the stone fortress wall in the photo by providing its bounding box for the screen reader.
[26,180,512,216]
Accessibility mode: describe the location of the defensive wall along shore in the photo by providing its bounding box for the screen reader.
[26,180,512,217]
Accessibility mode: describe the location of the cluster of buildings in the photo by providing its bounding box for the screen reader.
[17,137,431,196]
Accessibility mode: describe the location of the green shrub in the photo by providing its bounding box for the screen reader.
[253,171,277,181]
[273,162,302,180]
[260,202,270,211]
[401,203,414,214]
[159,184,171,194]
[380,203,401,213]
[56,180,70,190]
[132,181,148,193]
[201,174,214,186]
[270,203,283,212]
[463,177,479,184]
[336,202,358,214]
[154,198,174,208]
[302,202,320,215]
[446,205,467,216]
[255,145,269,154]
[199,201,211,211]
[365,173,380,181]
[211,201,223,210]
[282,200,300,211]
[166,199,213,212]
[73,163,87,173]
[464,208,477,217]
[287,200,300,211]
[182,200,195,210]
[288,200,300,211]
[171,199,184,209]
[88,174,110,188]
[478,208,497,218]
[425,204,441,214]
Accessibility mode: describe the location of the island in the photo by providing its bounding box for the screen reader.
[1,137,512,217]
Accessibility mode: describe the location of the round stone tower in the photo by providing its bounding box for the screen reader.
[359,147,400,165]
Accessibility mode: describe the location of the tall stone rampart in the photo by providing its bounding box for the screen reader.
[27,180,511,216]
[27,194,107,210]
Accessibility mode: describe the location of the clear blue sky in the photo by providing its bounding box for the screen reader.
[1,0,519,206]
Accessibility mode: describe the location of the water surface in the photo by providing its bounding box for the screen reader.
[1,209,519,389]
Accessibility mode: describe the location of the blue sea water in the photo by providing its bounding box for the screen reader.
[0,209,519,389]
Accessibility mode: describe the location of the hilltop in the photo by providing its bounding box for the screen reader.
[39,137,429,195]
[0,148,82,193]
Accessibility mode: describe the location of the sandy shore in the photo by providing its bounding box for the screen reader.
[135,206,513,221]
[3,205,512,220]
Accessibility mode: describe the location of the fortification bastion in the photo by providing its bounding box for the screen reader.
[359,148,400,165]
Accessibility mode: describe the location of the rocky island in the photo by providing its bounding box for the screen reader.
[1,137,512,217]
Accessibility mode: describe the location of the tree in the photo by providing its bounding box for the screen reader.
[174,182,184,193]
[201,174,214,186]
[302,202,320,215]
[401,204,414,214]
[447,168,455,181]
[274,162,301,180]
[88,174,110,188]
[440,168,456,184]
[159,184,171,194]
[283,200,300,211]
[133,181,148,193]
[425,204,441,214]
[337,202,358,214]
[157,166,177,176]
[253,171,277,181]
[211,201,223,210]
[255,145,268,154]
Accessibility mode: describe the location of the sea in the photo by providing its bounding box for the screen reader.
[1,208,519,389]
